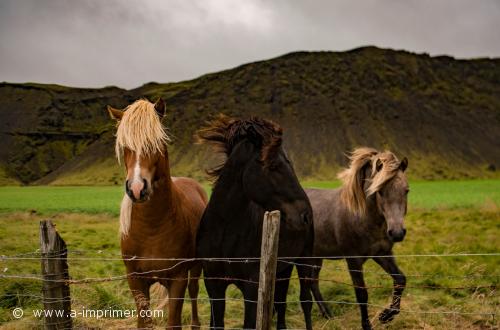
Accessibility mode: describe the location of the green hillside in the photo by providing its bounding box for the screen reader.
[1,47,499,185]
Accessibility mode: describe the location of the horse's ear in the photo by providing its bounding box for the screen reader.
[107,106,124,121]
[400,157,408,172]
[154,98,166,118]
[375,158,383,172]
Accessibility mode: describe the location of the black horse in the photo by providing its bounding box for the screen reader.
[196,115,315,330]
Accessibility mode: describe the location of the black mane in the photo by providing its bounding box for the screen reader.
[196,114,282,180]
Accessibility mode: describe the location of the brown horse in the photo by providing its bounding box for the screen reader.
[108,98,207,329]
[306,147,409,330]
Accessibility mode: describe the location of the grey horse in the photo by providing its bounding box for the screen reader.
[306,147,409,330]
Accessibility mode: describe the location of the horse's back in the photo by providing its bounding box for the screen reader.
[305,188,345,257]
[172,177,208,234]
[305,188,340,221]
[173,177,208,206]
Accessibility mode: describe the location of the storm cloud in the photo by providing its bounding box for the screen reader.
[1,0,499,88]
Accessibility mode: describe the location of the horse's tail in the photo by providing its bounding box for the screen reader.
[149,263,203,313]
[188,262,202,328]
[150,282,169,311]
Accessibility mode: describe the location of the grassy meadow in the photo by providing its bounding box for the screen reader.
[0,180,498,215]
[0,180,498,329]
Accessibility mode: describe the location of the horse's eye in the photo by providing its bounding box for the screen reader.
[378,190,384,197]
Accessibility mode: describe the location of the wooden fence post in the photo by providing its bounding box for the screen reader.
[40,220,72,329]
[256,210,281,330]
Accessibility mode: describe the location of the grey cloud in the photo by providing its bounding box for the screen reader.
[0,0,499,89]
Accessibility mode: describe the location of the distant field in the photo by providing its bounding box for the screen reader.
[0,180,498,215]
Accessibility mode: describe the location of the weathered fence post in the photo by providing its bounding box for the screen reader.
[256,210,281,330]
[40,220,72,329]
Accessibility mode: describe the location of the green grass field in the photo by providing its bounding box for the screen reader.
[0,180,498,215]
[0,180,498,329]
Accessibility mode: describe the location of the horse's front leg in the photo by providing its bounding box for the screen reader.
[274,265,293,329]
[373,255,406,323]
[239,282,258,330]
[297,262,314,330]
[128,277,153,329]
[204,278,227,330]
[166,277,188,330]
[346,258,371,330]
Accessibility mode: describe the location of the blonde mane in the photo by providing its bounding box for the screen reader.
[338,147,402,216]
[114,99,170,161]
[119,194,132,236]
[114,99,170,237]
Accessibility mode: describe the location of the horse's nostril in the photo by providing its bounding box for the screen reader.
[388,229,393,237]
[403,228,407,236]
[125,180,136,201]
[140,179,148,199]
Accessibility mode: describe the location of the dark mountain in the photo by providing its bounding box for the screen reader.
[1,46,499,185]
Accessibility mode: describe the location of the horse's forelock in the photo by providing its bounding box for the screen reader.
[366,152,401,196]
[339,148,405,216]
[114,99,169,162]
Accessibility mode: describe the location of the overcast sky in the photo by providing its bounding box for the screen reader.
[1,0,499,89]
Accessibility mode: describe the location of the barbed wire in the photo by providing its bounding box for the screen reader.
[2,251,498,327]
[1,272,498,293]
[2,255,499,280]
[2,251,500,261]
[4,268,496,281]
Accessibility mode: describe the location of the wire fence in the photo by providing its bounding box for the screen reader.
[1,251,498,306]
[1,235,499,330]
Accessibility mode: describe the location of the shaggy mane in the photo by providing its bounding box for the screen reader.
[114,99,170,161]
[196,114,283,180]
[119,194,132,236]
[338,147,403,216]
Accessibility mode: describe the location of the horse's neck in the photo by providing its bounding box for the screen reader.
[212,177,252,221]
[211,167,264,232]
[362,195,386,231]
[155,150,172,183]
[337,186,384,231]
[210,142,256,221]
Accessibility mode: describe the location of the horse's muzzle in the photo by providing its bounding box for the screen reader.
[387,228,406,242]
[125,179,149,203]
